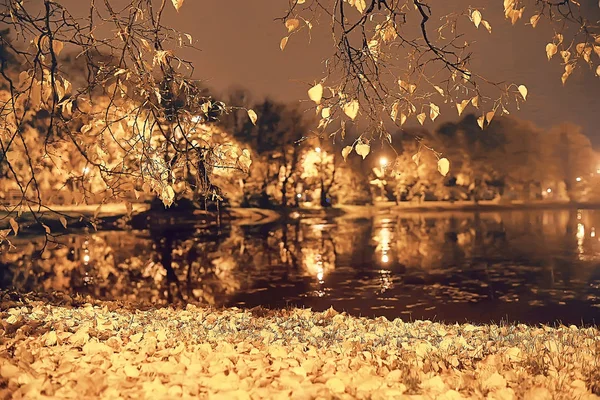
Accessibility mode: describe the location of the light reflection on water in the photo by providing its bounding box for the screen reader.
[2,209,600,324]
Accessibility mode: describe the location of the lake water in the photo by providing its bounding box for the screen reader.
[2,208,600,325]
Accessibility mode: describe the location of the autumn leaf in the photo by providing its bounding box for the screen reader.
[596,65,600,76]
[456,99,470,116]
[9,218,18,236]
[481,20,492,33]
[59,216,68,229]
[471,96,479,108]
[417,112,426,125]
[472,10,482,28]
[390,101,399,122]
[171,0,184,11]
[280,37,289,51]
[52,40,64,56]
[486,110,495,124]
[518,85,528,100]
[341,146,353,162]
[477,115,485,129]
[429,103,440,121]
[546,43,558,60]
[247,109,258,125]
[400,113,407,126]
[343,100,359,120]
[355,141,370,159]
[308,83,323,104]
[412,152,421,166]
[285,18,300,33]
[438,158,450,176]
[321,107,331,119]
[530,14,541,28]
[434,85,445,96]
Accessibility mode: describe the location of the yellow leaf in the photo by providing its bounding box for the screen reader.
[434,85,445,96]
[412,153,421,166]
[546,43,558,60]
[59,216,68,229]
[481,20,492,33]
[343,100,359,120]
[321,107,331,118]
[400,113,407,126]
[390,101,399,122]
[477,115,485,129]
[486,110,495,124]
[9,218,18,236]
[124,365,140,378]
[530,14,541,28]
[247,109,258,125]
[471,95,479,108]
[308,83,323,104]
[326,377,345,393]
[596,65,600,76]
[438,158,450,176]
[355,141,370,159]
[518,84,528,100]
[429,103,440,121]
[285,18,300,33]
[417,112,426,125]
[342,146,353,162]
[353,0,367,14]
[456,99,470,116]
[44,331,58,346]
[280,36,289,51]
[171,0,184,11]
[472,10,482,28]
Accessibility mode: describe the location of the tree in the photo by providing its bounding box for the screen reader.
[281,0,599,165]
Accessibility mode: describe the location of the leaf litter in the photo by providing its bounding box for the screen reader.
[0,292,599,399]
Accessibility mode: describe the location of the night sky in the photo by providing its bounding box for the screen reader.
[60,1,600,145]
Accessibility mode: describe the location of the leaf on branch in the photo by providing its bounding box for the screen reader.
[285,19,300,33]
[171,0,184,11]
[390,101,399,122]
[349,0,367,14]
[481,20,492,33]
[9,218,18,236]
[437,158,450,177]
[280,37,289,51]
[321,107,331,118]
[308,83,323,104]
[412,153,421,166]
[471,10,482,28]
[343,100,359,120]
[546,43,558,60]
[342,146,353,162]
[247,109,258,125]
[518,84,528,100]
[417,112,426,125]
[530,14,541,28]
[456,99,470,116]
[562,64,574,85]
[434,85,445,96]
[596,65,600,77]
[42,224,51,234]
[355,141,370,159]
[429,103,440,121]
[59,217,68,229]
[161,186,175,208]
[477,115,485,129]
[486,111,495,124]
[471,96,479,108]
[400,113,407,126]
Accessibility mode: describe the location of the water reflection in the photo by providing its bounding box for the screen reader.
[2,209,600,324]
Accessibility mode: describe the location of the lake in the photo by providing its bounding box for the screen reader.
[2,208,600,325]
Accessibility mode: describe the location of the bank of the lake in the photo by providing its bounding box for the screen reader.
[1,292,599,400]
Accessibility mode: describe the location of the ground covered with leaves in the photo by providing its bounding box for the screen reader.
[1,292,599,399]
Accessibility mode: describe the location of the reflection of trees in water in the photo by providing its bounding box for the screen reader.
[3,210,600,306]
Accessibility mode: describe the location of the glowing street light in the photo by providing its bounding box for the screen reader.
[576,177,582,182]
[315,147,321,153]
[379,157,388,167]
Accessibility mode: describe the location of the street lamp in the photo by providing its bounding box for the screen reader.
[576,177,582,182]
[379,157,388,167]
[315,147,321,153]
